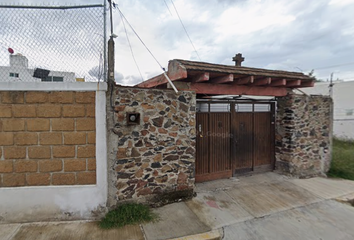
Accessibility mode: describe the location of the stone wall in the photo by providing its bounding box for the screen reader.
[107,86,196,206]
[0,91,96,187]
[275,93,332,177]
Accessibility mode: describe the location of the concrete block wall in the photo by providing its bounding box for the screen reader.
[0,91,96,187]
[0,82,107,223]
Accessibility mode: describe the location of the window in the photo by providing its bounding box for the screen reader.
[41,76,64,82]
[210,103,230,112]
[9,72,19,78]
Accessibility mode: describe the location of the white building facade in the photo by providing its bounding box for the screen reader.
[0,54,76,82]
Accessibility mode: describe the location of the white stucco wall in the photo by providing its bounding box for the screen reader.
[0,82,108,223]
[0,66,76,82]
[299,81,354,140]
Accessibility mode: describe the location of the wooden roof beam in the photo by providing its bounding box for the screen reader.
[236,76,254,85]
[286,80,301,87]
[136,73,165,88]
[300,80,315,88]
[270,79,286,87]
[210,74,234,84]
[192,72,209,83]
[190,82,287,96]
[135,60,187,88]
[253,77,271,86]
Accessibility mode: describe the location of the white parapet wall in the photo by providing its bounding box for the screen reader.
[0,82,108,223]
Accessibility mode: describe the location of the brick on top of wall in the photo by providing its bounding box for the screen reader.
[75,92,95,104]
[1,92,24,104]
[48,92,74,104]
[25,92,49,103]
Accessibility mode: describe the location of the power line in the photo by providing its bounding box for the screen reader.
[170,0,202,61]
[118,8,144,82]
[313,61,354,70]
[114,4,179,93]
[163,0,173,16]
[115,5,165,70]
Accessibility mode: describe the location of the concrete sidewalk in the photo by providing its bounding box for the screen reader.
[2,173,354,240]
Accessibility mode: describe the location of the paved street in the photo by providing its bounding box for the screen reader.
[2,173,354,240]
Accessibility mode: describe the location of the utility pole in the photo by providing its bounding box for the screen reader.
[107,0,115,84]
[329,72,334,98]
[103,0,107,82]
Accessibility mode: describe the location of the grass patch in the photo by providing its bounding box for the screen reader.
[328,138,354,180]
[99,203,157,229]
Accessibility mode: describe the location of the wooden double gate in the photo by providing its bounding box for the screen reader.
[195,101,276,182]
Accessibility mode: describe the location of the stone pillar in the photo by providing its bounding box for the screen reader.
[275,93,332,177]
[106,86,196,207]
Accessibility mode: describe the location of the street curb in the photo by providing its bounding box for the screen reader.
[167,229,221,240]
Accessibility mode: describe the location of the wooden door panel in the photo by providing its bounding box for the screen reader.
[196,113,209,175]
[233,113,253,170]
[254,112,272,167]
[209,113,231,173]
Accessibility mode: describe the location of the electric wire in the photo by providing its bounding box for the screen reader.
[115,4,165,71]
[313,61,354,70]
[170,0,202,61]
[163,0,173,16]
[114,4,178,92]
[118,8,144,82]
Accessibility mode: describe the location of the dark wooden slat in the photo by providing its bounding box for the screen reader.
[210,74,234,84]
[236,76,254,85]
[192,72,209,83]
[286,79,301,87]
[300,80,315,88]
[234,112,253,170]
[270,79,286,86]
[254,112,272,167]
[253,77,271,86]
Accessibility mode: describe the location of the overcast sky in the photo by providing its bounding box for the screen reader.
[1,0,354,85]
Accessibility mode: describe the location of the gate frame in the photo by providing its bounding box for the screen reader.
[195,99,276,182]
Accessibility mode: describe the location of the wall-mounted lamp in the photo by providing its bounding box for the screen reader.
[127,112,140,125]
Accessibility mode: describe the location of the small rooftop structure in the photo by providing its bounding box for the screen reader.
[136,56,315,97]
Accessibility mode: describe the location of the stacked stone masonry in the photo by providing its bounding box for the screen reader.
[275,93,332,177]
[109,87,196,204]
[0,91,96,187]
